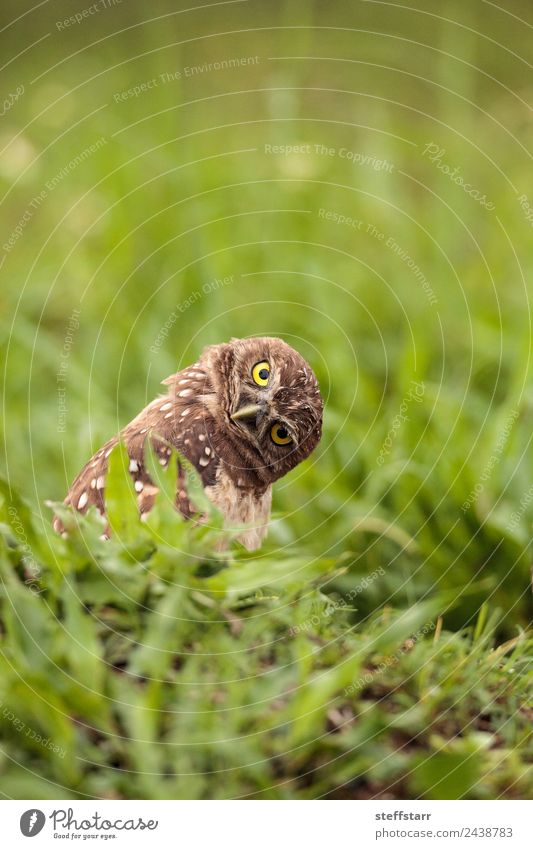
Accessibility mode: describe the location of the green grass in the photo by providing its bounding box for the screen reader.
[0,450,531,799]
[0,0,532,799]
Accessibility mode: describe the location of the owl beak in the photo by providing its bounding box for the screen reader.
[230,403,264,422]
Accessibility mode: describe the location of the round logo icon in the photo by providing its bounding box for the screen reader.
[20,810,46,837]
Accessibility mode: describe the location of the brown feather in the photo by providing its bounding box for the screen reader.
[54,338,322,550]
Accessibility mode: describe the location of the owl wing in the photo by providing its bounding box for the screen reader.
[53,363,220,534]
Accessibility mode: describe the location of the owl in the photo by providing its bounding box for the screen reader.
[53,337,323,550]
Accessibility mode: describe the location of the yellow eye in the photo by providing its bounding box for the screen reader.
[271,423,292,445]
[252,361,270,386]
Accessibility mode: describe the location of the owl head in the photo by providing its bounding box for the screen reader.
[199,337,323,486]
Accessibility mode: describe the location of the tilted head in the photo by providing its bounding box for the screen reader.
[198,337,323,486]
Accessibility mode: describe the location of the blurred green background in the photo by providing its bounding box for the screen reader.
[0,0,531,800]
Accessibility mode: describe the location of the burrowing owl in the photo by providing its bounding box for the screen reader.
[54,337,323,550]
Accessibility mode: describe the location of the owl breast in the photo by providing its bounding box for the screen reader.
[205,468,272,551]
